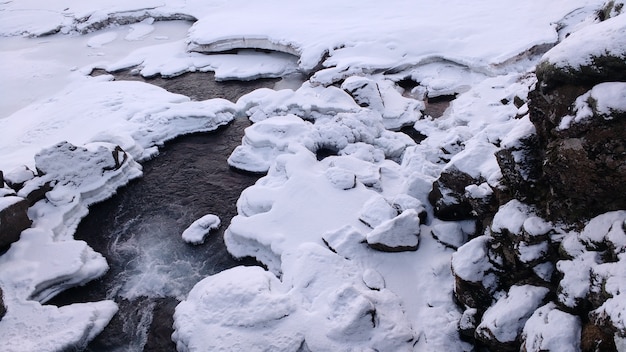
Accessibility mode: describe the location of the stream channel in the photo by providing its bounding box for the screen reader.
[49,71,292,351]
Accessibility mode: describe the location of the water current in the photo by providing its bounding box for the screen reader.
[49,71,283,351]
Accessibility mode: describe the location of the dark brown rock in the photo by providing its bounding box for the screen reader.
[0,197,31,251]
[526,39,626,223]
[23,181,53,207]
[0,286,6,321]
[429,168,476,220]
[581,321,617,352]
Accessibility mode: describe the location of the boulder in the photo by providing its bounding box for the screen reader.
[527,13,626,222]
[366,209,421,252]
[0,197,31,251]
[475,285,550,351]
[0,286,6,321]
[428,168,476,221]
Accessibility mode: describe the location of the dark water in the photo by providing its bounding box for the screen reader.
[48,71,280,351]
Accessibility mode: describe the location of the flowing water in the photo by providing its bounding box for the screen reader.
[49,71,287,351]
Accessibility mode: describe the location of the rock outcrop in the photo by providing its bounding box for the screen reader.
[516,12,626,223]
[0,196,31,251]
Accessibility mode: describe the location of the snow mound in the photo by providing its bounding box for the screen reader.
[173,243,414,352]
[181,214,221,245]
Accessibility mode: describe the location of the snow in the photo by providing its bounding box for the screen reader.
[541,11,626,70]
[521,302,582,352]
[173,244,415,352]
[559,82,626,129]
[492,200,534,235]
[181,214,221,245]
[476,285,549,343]
[0,0,617,350]
[365,209,421,252]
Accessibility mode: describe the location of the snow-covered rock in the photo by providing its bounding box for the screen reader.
[475,285,549,350]
[181,214,221,245]
[366,209,421,252]
[521,302,582,352]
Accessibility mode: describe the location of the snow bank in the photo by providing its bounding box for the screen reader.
[0,78,237,172]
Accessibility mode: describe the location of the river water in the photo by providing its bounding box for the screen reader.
[49,72,282,351]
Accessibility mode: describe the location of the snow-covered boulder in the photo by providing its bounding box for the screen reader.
[536,12,626,89]
[451,235,500,310]
[181,214,221,245]
[366,209,421,252]
[341,76,424,130]
[3,165,36,191]
[521,302,582,352]
[476,285,550,351]
[18,141,142,239]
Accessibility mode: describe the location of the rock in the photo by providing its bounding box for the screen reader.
[4,165,36,191]
[475,285,550,351]
[428,168,476,220]
[520,302,582,352]
[527,14,626,222]
[366,209,421,252]
[430,221,472,250]
[459,308,479,339]
[0,286,6,321]
[581,321,617,352]
[451,235,500,310]
[0,196,31,251]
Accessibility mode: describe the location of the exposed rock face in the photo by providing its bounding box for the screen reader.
[521,13,626,222]
[528,82,626,221]
[0,197,31,251]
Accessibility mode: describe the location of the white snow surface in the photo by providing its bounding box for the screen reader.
[541,11,626,69]
[0,0,616,350]
[521,302,582,352]
[476,285,549,343]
